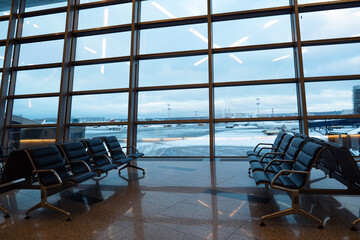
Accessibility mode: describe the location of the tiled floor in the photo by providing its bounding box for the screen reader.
[1,160,360,239]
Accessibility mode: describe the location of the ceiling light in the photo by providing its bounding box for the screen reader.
[229,54,243,64]
[84,46,97,54]
[229,36,249,47]
[264,19,279,28]
[272,55,290,62]
[151,1,176,19]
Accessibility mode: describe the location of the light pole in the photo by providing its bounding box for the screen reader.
[167,104,171,120]
[256,98,260,117]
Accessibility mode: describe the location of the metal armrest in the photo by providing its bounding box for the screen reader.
[122,146,140,154]
[33,169,62,186]
[257,147,278,156]
[69,160,92,172]
[270,169,310,191]
[253,143,272,152]
[260,152,285,162]
[92,154,112,165]
[264,159,296,172]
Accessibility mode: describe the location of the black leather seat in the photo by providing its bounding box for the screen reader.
[58,141,117,177]
[252,141,324,228]
[246,131,287,157]
[99,136,145,175]
[249,137,307,173]
[247,134,294,173]
[24,145,97,221]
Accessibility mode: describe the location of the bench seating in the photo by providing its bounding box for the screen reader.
[24,145,97,221]
[58,141,117,177]
[246,131,287,157]
[249,137,307,173]
[99,136,145,175]
[248,134,294,173]
[252,141,324,228]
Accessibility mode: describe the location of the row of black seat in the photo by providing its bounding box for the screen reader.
[0,136,144,221]
[247,131,360,230]
[247,132,325,228]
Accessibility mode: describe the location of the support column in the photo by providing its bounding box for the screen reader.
[290,0,309,134]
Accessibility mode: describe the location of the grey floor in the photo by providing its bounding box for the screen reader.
[0,160,360,240]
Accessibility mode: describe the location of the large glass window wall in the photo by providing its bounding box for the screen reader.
[1,0,359,159]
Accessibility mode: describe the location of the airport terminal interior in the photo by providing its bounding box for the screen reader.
[1,0,360,239]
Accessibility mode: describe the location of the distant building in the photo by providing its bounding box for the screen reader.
[353,85,360,114]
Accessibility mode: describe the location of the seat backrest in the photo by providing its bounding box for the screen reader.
[289,142,323,189]
[100,136,127,160]
[82,138,110,166]
[26,145,70,186]
[283,137,307,161]
[1,149,33,183]
[58,142,93,174]
[311,138,342,174]
[272,131,287,149]
[327,142,360,185]
[276,134,294,155]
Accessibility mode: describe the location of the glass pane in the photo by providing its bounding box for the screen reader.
[214,48,295,82]
[18,40,64,66]
[308,119,360,156]
[0,1,12,16]
[69,126,127,142]
[71,93,129,123]
[12,97,59,124]
[9,127,57,149]
[302,43,360,77]
[141,0,206,22]
[213,15,292,48]
[78,3,132,30]
[0,20,8,39]
[140,23,207,54]
[0,46,5,66]
[76,32,131,60]
[215,121,299,156]
[214,84,298,118]
[15,68,61,95]
[213,0,289,14]
[73,62,130,91]
[300,8,360,41]
[306,80,360,116]
[25,0,67,12]
[22,13,66,37]
[139,55,208,87]
[137,123,209,156]
[299,0,340,4]
[138,89,209,120]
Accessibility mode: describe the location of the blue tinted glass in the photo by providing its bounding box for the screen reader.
[25,1,66,12]
[212,0,288,14]
[213,15,292,48]
[138,89,209,120]
[302,43,360,77]
[69,126,128,142]
[9,127,57,149]
[305,80,360,116]
[140,23,208,54]
[73,62,130,91]
[15,68,61,95]
[0,20,8,39]
[139,55,208,87]
[18,40,64,66]
[300,8,360,41]
[78,3,132,30]
[76,32,131,60]
[1,2,12,16]
[215,121,299,156]
[215,84,298,118]
[141,0,206,22]
[299,0,340,4]
[137,123,210,157]
[12,97,59,123]
[22,13,66,37]
[214,48,295,82]
[0,46,5,66]
[71,93,129,123]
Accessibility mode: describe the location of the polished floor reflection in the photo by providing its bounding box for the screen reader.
[1,160,360,239]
